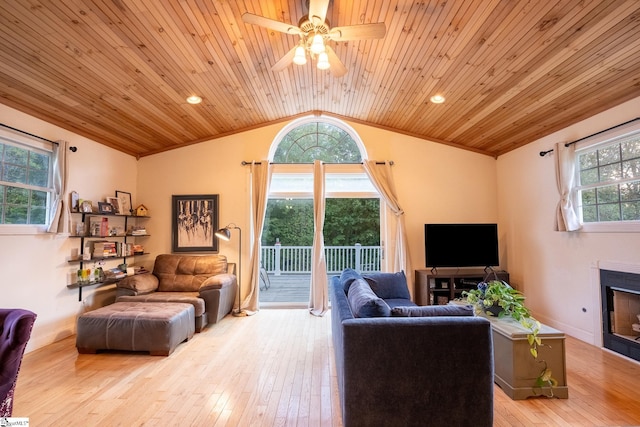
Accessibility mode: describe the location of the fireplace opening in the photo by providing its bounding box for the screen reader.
[601,269,640,362]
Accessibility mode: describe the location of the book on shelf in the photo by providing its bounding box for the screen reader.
[129,225,147,235]
[92,241,117,258]
[100,217,108,237]
[119,242,134,256]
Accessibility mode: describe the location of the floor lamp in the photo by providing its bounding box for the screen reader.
[215,223,246,317]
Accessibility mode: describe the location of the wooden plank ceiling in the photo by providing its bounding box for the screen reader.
[1,0,639,158]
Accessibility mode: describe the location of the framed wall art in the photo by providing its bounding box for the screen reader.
[115,190,132,215]
[171,194,219,252]
[70,191,79,212]
[80,200,93,213]
[105,196,120,214]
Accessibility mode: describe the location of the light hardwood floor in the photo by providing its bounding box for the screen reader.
[13,309,640,426]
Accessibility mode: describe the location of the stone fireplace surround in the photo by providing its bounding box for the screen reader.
[600,268,640,362]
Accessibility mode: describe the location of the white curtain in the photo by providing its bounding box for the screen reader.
[363,160,413,289]
[47,140,69,234]
[554,142,582,231]
[246,161,272,314]
[309,160,329,316]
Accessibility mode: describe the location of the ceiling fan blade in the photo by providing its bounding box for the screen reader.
[329,23,387,41]
[271,46,298,72]
[242,13,301,35]
[308,0,330,26]
[325,45,347,78]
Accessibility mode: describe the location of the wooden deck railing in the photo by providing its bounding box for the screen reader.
[260,243,381,275]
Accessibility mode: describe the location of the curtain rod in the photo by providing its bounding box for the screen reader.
[539,117,640,157]
[241,160,394,165]
[0,123,77,152]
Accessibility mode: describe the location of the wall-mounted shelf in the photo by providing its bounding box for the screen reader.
[69,212,150,301]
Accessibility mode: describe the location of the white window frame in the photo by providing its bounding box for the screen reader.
[268,115,366,163]
[0,126,54,235]
[574,120,640,233]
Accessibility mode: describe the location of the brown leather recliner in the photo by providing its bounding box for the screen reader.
[115,254,237,331]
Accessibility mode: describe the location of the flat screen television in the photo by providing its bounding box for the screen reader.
[425,223,499,268]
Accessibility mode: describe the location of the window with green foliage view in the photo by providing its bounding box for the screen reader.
[262,198,380,247]
[576,131,640,223]
[0,140,52,225]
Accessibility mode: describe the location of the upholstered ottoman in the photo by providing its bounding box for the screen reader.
[76,302,195,356]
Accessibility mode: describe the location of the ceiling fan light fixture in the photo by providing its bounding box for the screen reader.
[293,45,307,65]
[186,95,202,104]
[317,51,330,70]
[430,94,445,104]
[242,5,387,77]
[310,33,325,54]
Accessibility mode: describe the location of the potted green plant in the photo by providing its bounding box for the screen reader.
[462,280,558,394]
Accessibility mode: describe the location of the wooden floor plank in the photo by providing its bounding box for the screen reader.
[12,309,640,426]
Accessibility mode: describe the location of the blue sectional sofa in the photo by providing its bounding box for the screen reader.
[330,269,494,427]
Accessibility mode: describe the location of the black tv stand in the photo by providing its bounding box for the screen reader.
[415,268,510,306]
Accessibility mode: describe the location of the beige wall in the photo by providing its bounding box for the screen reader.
[497,97,640,345]
[0,104,138,351]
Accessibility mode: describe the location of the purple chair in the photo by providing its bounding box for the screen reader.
[0,309,36,417]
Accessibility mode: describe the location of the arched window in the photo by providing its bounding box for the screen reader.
[271,118,364,163]
[261,117,382,306]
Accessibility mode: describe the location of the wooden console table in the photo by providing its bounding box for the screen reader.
[488,316,569,399]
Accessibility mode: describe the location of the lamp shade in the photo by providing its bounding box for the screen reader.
[215,227,231,241]
[317,52,330,70]
[293,45,307,65]
[310,33,325,54]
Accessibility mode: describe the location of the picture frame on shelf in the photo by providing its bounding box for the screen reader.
[171,194,219,253]
[70,191,79,213]
[115,190,133,215]
[106,196,120,214]
[98,202,113,214]
[81,200,93,213]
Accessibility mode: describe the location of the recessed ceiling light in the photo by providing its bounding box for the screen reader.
[186,95,202,104]
[430,94,445,104]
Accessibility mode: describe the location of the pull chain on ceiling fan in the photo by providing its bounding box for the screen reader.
[242,0,386,77]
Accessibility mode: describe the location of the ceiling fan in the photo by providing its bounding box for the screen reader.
[242,0,386,77]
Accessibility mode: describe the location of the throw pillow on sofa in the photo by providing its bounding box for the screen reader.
[340,268,364,293]
[391,304,474,317]
[363,271,411,300]
[347,278,391,318]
